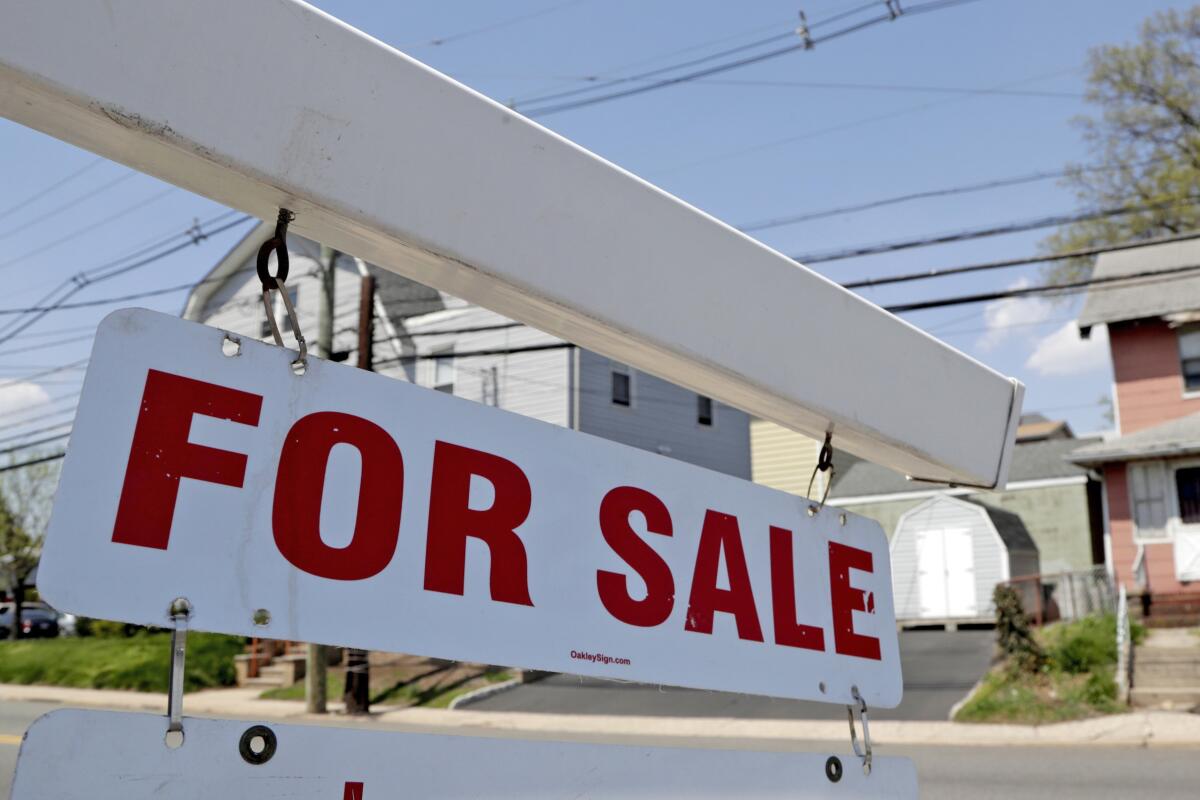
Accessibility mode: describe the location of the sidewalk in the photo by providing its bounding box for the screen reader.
[3,683,1198,748]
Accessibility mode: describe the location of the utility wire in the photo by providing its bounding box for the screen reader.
[0,171,137,240]
[0,158,104,224]
[885,260,1200,313]
[0,214,253,346]
[522,0,981,117]
[404,0,588,49]
[797,198,1200,263]
[738,159,1164,233]
[0,452,65,474]
[843,230,1200,289]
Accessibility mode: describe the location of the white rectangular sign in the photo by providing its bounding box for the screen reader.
[0,0,1023,489]
[11,710,919,799]
[40,309,902,707]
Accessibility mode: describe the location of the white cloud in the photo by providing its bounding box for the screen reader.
[0,381,51,417]
[1026,322,1109,377]
[977,278,1055,351]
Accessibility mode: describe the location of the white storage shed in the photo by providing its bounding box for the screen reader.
[891,494,1040,624]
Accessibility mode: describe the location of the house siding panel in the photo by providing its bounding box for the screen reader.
[1106,462,1200,596]
[750,421,819,498]
[577,350,751,479]
[1110,320,1200,434]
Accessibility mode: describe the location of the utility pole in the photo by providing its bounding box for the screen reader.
[305,244,338,715]
[343,267,376,715]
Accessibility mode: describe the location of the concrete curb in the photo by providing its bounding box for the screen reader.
[447,677,523,710]
[3,683,1199,748]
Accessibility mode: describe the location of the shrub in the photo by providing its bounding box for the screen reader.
[993,584,1045,673]
[1046,614,1117,674]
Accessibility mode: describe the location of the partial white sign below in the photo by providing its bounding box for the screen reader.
[10,710,919,799]
[39,309,902,707]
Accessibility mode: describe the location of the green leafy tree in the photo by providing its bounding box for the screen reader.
[0,458,60,640]
[1043,7,1200,283]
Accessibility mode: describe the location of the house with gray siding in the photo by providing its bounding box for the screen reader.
[182,222,751,478]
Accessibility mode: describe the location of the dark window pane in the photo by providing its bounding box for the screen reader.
[612,371,631,406]
[697,395,713,426]
[1176,467,1200,524]
[1184,357,1200,391]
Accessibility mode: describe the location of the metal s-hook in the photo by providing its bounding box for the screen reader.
[846,686,872,776]
[258,209,308,370]
[806,431,835,512]
[166,597,192,746]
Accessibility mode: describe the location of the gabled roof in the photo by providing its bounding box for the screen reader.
[1078,238,1200,331]
[963,497,1039,554]
[182,221,445,326]
[1070,411,1200,465]
[830,435,1098,499]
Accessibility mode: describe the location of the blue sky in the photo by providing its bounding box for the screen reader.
[0,0,1194,443]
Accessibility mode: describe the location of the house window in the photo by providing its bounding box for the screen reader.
[433,349,455,394]
[697,395,714,426]
[1176,467,1200,524]
[1178,325,1200,391]
[611,369,631,407]
[1129,461,1169,540]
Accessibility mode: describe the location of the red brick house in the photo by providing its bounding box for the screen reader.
[1071,238,1200,624]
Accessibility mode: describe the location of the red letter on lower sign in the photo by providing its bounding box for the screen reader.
[597,486,675,627]
[829,541,881,660]
[769,526,825,651]
[684,510,764,642]
[112,369,262,549]
[424,441,533,606]
[273,412,404,581]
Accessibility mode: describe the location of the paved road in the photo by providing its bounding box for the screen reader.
[474,630,995,720]
[4,699,1199,799]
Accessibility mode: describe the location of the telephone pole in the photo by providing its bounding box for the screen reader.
[305,244,338,715]
[343,267,376,715]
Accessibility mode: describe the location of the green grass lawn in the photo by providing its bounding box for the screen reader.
[954,613,1145,724]
[0,633,244,693]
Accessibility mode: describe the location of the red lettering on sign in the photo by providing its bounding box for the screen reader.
[684,510,764,642]
[769,526,825,651]
[597,486,675,627]
[829,541,882,661]
[424,441,533,606]
[273,412,404,581]
[112,369,262,550]
[343,781,364,800]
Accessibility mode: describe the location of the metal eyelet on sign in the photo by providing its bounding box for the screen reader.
[825,755,843,783]
[239,725,278,765]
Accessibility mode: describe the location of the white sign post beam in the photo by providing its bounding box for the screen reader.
[0,0,1022,489]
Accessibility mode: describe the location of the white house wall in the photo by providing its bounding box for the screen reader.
[402,306,570,427]
[576,350,751,479]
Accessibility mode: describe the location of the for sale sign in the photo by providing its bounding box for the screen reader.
[11,710,919,798]
[39,309,902,706]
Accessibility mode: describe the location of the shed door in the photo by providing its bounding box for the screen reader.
[917,528,977,619]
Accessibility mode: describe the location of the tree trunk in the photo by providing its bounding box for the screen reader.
[10,583,24,640]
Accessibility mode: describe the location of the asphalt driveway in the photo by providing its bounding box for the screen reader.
[471,629,995,721]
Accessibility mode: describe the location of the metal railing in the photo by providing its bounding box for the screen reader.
[1004,566,1115,626]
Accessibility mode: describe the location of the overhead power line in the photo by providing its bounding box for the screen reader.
[0,214,253,346]
[796,198,1200,264]
[884,260,1200,314]
[521,0,983,117]
[0,451,65,474]
[738,161,1168,233]
[843,230,1200,289]
[0,158,104,224]
[404,0,588,49]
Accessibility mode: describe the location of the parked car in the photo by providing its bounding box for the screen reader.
[0,603,60,639]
